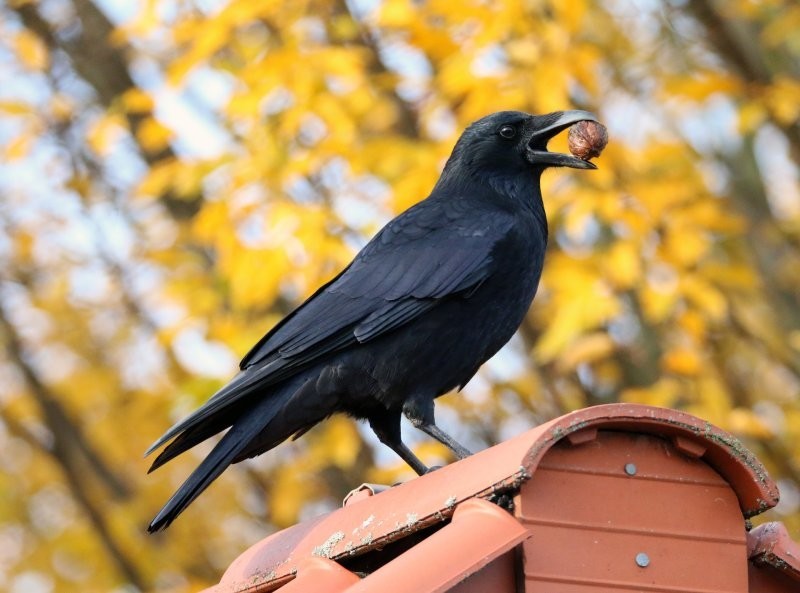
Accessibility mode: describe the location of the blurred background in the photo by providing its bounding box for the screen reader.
[0,0,798,590]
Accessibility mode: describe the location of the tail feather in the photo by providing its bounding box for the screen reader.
[144,370,264,458]
[230,378,330,463]
[147,408,239,474]
[144,372,252,457]
[147,394,285,532]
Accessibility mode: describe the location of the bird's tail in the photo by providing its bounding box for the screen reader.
[147,393,287,533]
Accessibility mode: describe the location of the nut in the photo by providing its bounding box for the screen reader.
[568,120,608,161]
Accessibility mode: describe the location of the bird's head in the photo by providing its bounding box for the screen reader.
[445,110,600,181]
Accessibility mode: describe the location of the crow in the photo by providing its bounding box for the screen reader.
[146,110,599,531]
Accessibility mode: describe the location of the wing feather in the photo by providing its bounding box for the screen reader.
[147,200,515,456]
[234,200,511,388]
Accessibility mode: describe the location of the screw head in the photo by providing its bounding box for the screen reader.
[624,463,637,476]
[635,552,650,567]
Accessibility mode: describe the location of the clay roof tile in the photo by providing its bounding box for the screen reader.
[202,403,787,593]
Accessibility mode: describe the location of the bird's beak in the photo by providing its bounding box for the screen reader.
[525,110,600,170]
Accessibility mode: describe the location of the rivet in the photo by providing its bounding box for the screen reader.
[624,463,637,476]
[635,552,650,567]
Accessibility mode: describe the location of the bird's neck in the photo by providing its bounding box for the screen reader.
[436,165,547,229]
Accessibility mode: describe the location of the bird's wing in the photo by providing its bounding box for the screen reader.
[241,198,512,369]
[146,200,512,455]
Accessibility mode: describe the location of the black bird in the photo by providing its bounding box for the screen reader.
[146,110,599,531]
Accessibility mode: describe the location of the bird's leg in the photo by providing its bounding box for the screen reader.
[403,397,472,460]
[368,412,429,476]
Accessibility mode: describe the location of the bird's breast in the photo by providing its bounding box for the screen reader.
[338,211,547,409]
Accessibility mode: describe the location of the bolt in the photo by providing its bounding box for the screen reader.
[635,552,650,567]
[624,463,637,476]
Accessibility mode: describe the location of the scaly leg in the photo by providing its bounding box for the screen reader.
[369,411,429,475]
[403,397,472,460]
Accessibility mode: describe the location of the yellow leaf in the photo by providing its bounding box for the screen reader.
[50,94,73,121]
[680,275,728,321]
[738,101,766,133]
[703,263,757,290]
[790,330,800,352]
[604,241,641,289]
[87,114,125,156]
[0,101,33,115]
[316,47,365,81]
[621,378,680,408]
[762,5,800,47]
[111,0,160,41]
[66,174,92,197]
[137,158,179,197]
[664,72,741,101]
[594,359,622,388]
[329,14,360,42]
[414,440,453,465]
[505,38,541,67]
[764,76,800,125]
[378,0,416,27]
[228,91,265,119]
[562,197,595,241]
[270,466,318,527]
[678,201,743,233]
[727,408,773,439]
[640,280,679,323]
[4,134,33,161]
[136,117,172,153]
[662,347,702,376]
[662,225,710,267]
[167,18,230,82]
[439,54,479,98]
[311,417,360,469]
[535,267,620,362]
[15,29,49,70]
[730,298,786,355]
[228,248,288,310]
[13,230,35,261]
[121,88,155,114]
[557,332,615,372]
[554,0,588,32]
[693,380,730,419]
[530,59,569,112]
[677,310,706,341]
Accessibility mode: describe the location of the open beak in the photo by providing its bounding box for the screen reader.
[525,110,600,170]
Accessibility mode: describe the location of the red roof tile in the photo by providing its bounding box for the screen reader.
[748,522,800,582]
[202,403,784,593]
[347,498,527,592]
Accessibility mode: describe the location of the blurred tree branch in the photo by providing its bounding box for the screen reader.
[687,0,800,163]
[334,0,421,139]
[0,298,147,589]
[12,0,204,220]
[0,291,130,500]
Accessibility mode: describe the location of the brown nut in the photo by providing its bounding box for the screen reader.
[568,120,608,161]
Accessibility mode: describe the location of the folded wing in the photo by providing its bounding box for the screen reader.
[146,199,512,456]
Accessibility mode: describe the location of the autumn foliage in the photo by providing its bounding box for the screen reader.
[0,0,799,590]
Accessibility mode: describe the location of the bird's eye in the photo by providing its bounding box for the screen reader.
[498,125,517,139]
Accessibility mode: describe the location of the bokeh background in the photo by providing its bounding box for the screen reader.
[0,0,799,590]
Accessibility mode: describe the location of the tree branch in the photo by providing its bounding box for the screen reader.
[686,0,800,164]
[0,300,131,499]
[0,302,147,589]
[12,0,203,219]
